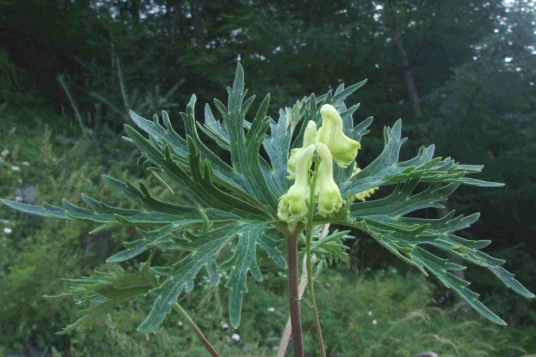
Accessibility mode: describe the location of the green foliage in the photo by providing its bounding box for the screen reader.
[51,254,159,335]
[0,48,19,102]
[0,111,148,352]
[18,270,535,357]
[303,270,536,357]
[2,1,535,355]
[2,64,532,343]
[299,227,354,276]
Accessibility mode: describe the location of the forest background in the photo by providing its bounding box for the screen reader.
[0,0,535,356]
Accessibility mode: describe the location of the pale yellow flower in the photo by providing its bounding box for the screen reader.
[317,104,361,168]
[287,121,317,180]
[278,144,316,222]
[314,142,343,216]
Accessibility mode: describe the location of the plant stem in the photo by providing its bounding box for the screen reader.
[306,164,327,357]
[277,243,322,357]
[279,229,328,356]
[285,227,305,357]
[172,303,220,357]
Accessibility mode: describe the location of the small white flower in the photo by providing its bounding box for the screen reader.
[3,228,12,234]
[267,307,275,312]
[11,166,20,171]
[22,162,30,166]
[17,179,23,184]
[178,321,183,327]
[222,323,229,329]
[372,319,377,325]
[368,311,373,316]
[231,333,240,341]
[1,150,8,156]
[15,196,22,202]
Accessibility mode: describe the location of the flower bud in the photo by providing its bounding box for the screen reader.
[318,104,361,168]
[286,148,300,180]
[278,144,316,222]
[287,121,317,180]
[303,120,318,147]
[314,142,343,216]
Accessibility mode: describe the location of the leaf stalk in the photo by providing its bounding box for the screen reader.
[172,303,220,357]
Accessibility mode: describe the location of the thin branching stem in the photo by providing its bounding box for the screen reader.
[172,303,219,357]
[306,160,327,357]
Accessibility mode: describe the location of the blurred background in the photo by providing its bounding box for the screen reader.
[1,0,535,356]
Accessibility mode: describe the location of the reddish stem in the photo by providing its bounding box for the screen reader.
[285,228,304,357]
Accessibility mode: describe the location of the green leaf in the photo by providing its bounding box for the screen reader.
[263,108,295,197]
[108,224,181,263]
[130,104,259,207]
[332,79,367,106]
[1,199,72,219]
[410,248,506,325]
[220,223,267,327]
[139,220,284,332]
[350,179,456,219]
[53,258,158,334]
[299,227,354,267]
[339,120,503,198]
[125,125,269,220]
[342,179,533,324]
[209,65,279,212]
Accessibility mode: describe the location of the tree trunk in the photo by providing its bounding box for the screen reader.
[394,31,423,118]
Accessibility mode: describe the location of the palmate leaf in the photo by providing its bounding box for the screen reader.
[139,221,285,331]
[338,120,503,199]
[300,114,534,324]
[331,178,534,325]
[1,177,239,234]
[211,66,279,212]
[1,64,291,334]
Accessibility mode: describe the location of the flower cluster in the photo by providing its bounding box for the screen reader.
[277,104,361,222]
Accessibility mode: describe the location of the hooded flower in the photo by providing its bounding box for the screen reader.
[317,104,361,168]
[287,121,317,180]
[278,144,316,222]
[314,142,343,216]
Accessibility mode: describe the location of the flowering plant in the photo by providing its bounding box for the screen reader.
[2,64,533,357]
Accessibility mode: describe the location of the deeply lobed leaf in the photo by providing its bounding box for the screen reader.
[2,63,532,335]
